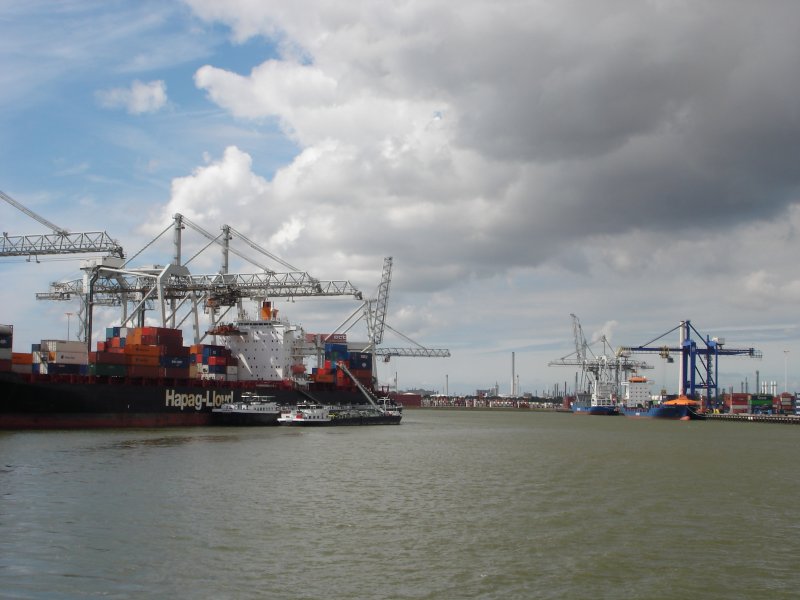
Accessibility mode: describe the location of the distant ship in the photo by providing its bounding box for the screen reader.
[619,376,704,420]
[571,380,619,415]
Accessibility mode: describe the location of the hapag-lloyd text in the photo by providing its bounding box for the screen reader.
[165,389,234,410]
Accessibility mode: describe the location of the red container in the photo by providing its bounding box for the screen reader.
[126,355,160,366]
[94,351,127,365]
[141,326,182,338]
[127,365,161,378]
[161,367,189,378]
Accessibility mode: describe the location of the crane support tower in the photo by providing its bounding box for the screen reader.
[325,256,450,361]
[549,314,651,398]
[1,189,123,258]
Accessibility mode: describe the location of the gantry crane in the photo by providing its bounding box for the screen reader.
[1,189,123,258]
[36,213,362,346]
[617,319,762,405]
[549,314,651,397]
[325,256,450,361]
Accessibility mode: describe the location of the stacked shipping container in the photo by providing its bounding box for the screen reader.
[0,325,12,373]
[31,340,89,375]
[722,392,796,414]
[310,344,374,388]
[5,326,240,382]
[189,343,238,381]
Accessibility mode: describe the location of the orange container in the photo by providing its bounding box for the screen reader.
[124,344,161,357]
[12,352,33,364]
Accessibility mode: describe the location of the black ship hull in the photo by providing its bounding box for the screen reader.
[0,372,380,429]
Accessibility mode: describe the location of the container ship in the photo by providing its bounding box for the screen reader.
[619,376,704,420]
[571,380,619,415]
[0,303,401,429]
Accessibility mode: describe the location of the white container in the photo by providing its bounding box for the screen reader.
[54,351,89,365]
[41,340,86,353]
[200,373,227,381]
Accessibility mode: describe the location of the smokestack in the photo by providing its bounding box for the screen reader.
[511,352,516,396]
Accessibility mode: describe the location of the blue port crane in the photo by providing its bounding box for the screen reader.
[617,320,762,404]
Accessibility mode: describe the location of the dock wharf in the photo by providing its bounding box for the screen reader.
[705,413,800,425]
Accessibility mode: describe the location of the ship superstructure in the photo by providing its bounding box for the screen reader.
[622,375,652,410]
[225,302,304,383]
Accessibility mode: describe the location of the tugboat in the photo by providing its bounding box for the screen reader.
[211,394,281,426]
[277,403,332,425]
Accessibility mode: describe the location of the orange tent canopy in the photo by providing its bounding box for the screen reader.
[663,396,700,406]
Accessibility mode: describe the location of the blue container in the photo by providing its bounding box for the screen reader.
[208,365,226,374]
[202,346,224,357]
[349,352,373,370]
[324,343,349,361]
[161,356,190,368]
[47,363,82,375]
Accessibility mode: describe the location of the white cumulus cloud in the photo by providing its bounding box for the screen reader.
[96,79,168,114]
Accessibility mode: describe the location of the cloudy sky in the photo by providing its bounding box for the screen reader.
[2,0,800,396]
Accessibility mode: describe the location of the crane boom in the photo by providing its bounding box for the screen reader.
[1,189,67,235]
[366,256,392,348]
[0,189,123,258]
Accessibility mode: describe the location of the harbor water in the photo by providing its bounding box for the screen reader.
[2,409,799,599]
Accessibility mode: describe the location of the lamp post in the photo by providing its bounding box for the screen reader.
[65,312,74,341]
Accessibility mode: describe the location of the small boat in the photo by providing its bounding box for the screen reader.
[277,403,331,426]
[210,395,280,426]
